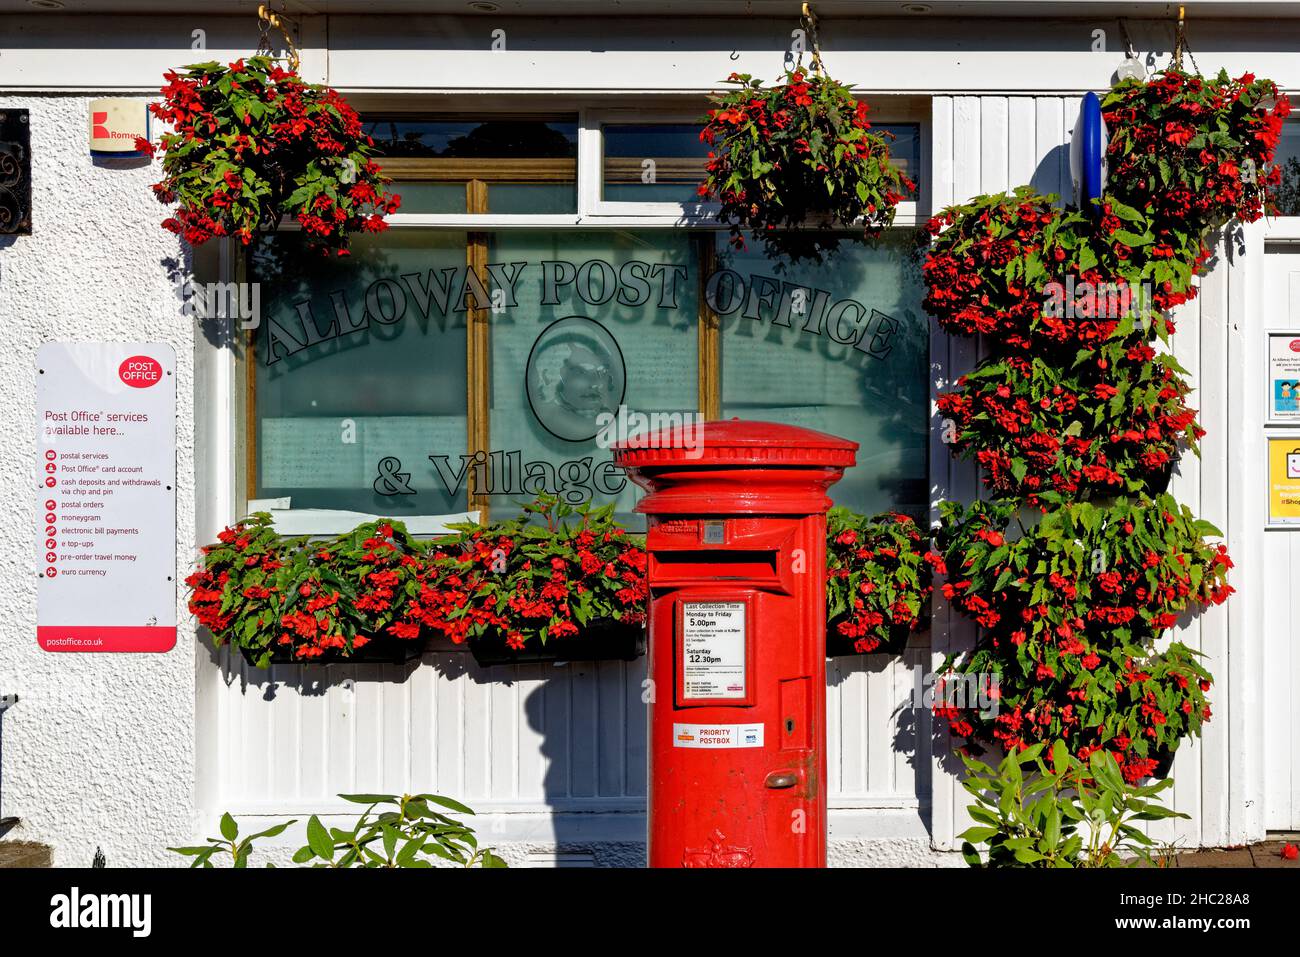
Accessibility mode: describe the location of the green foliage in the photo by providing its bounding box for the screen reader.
[958,742,1187,868]
[170,793,506,868]
[148,55,399,251]
[167,814,297,869]
[186,516,426,665]
[825,507,939,653]
[403,495,648,649]
[935,494,1225,777]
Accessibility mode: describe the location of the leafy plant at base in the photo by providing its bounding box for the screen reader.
[825,507,942,653]
[699,69,914,262]
[167,813,295,868]
[293,794,505,868]
[145,56,401,253]
[170,794,505,868]
[958,742,1187,867]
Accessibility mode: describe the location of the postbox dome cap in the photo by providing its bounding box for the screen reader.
[612,418,858,469]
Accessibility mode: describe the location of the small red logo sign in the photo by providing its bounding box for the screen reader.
[119,355,163,388]
[1289,339,1300,353]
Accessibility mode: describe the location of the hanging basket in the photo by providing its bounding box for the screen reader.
[146,55,400,253]
[698,9,913,263]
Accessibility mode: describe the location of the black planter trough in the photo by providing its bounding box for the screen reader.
[238,636,429,669]
[469,619,646,667]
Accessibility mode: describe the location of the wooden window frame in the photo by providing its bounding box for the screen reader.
[243,154,718,524]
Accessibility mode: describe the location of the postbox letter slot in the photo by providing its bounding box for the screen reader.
[651,549,779,581]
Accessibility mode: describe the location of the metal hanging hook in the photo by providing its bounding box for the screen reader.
[257,1,300,73]
[1173,4,1185,70]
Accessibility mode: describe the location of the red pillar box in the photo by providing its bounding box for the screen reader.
[613,420,856,868]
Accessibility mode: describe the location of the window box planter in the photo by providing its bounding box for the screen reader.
[468,618,645,667]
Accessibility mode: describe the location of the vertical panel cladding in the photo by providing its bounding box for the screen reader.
[1158,269,1206,850]
[1032,98,1066,199]
[1194,240,1233,846]
[1227,219,1269,842]
[1264,248,1300,829]
[1289,534,1300,828]
[928,95,959,850]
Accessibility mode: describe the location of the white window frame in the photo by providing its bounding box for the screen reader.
[580,107,721,222]
[376,101,928,229]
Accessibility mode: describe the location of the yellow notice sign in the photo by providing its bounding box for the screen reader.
[1268,437,1300,526]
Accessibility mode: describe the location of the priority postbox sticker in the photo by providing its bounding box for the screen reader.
[681,600,747,699]
[672,723,765,749]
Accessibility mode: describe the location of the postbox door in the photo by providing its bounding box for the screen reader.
[648,583,824,868]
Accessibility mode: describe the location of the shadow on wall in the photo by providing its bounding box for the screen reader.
[198,629,648,865]
[199,630,935,857]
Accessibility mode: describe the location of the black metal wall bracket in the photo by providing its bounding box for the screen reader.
[0,693,19,834]
[0,110,32,236]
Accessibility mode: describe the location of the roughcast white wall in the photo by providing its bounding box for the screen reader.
[0,94,198,866]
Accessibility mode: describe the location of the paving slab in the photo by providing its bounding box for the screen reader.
[1174,848,1255,868]
[1249,841,1300,868]
[0,841,52,868]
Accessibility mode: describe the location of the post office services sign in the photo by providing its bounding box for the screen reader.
[36,342,177,652]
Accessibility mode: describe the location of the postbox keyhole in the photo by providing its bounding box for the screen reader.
[785,717,795,735]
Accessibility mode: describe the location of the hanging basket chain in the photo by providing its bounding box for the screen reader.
[800,2,824,76]
[1172,4,1200,75]
[257,2,300,73]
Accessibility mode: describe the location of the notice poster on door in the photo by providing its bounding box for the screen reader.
[1267,434,1300,528]
[1267,330,1300,424]
[36,343,176,651]
[680,600,747,700]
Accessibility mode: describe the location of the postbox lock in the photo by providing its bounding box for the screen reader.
[764,770,799,790]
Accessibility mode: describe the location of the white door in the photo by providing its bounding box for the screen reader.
[1262,241,1300,831]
